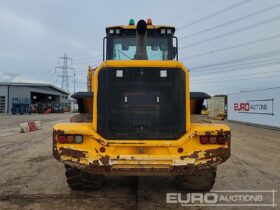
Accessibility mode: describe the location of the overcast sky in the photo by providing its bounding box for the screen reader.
[0,0,280,95]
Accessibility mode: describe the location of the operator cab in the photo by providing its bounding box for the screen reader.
[103,19,178,60]
[98,19,185,140]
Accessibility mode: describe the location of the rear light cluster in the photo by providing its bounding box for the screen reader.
[200,135,228,145]
[58,135,83,144]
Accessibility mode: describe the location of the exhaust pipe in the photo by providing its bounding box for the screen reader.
[134,20,148,60]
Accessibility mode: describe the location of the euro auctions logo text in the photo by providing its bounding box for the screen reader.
[233,99,274,115]
[166,190,277,207]
[234,102,250,112]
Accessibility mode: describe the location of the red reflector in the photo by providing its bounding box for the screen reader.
[100,147,106,153]
[178,147,183,153]
[200,136,209,144]
[58,136,66,143]
[216,136,226,144]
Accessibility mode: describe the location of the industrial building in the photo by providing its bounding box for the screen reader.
[0,82,70,114]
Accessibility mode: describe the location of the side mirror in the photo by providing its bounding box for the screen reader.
[173,47,177,59]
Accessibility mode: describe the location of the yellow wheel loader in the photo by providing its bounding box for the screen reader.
[53,19,231,191]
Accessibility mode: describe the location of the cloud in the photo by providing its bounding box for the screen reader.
[0,72,19,82]
[0,0,279,94]
[0,72,49,84]
[0,7,86,61]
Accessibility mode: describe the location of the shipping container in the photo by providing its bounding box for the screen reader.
[207,96,226,120]
[228,87,280,128]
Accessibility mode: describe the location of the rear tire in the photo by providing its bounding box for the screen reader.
[65,165,105,191]
[175,168,217,191]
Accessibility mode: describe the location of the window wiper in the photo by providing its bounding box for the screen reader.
[116,49,132,60]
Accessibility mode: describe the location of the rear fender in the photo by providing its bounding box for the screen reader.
[53,123,230,175]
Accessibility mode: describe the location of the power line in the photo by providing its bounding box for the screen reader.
[180,3,280,40]
[44,68,56,80]
[190,57,280,76]
[200,86,280,95]
[189,60,280,77]
[178,0,252,30]
[180,15,280,49]
[74,57,102,65]
[189,50,280,70]
[191,69,280,82]
[46,71,56,80]
[192,74,280,84]
[74,66,98,72]
[201,61,280,78]
[180,34,280,60]
[74,54,102,62]
[74,61,97,65]
[173,0,218,20]
[189,55,280,74]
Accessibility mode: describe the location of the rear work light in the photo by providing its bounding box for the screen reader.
[58,135,83,144]
[199,135,228,145]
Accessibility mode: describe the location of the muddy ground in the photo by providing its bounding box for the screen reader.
[0,113,279,210]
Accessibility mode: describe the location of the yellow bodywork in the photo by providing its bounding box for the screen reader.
[53,60,231,176]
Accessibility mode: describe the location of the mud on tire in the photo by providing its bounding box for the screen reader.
[175,168,217,191]
[65,165,105,191]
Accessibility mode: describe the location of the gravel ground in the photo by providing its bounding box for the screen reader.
[0,114,279,210]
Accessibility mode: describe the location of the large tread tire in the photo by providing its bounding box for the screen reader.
[67,114,99,191]
[65,165,105,191]
[175,168,217,191]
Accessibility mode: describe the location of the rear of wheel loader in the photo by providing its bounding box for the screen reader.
[53,19,231,191]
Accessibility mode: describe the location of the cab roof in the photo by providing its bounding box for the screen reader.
[106,25,176,34]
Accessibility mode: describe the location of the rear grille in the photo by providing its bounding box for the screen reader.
[97,67,186,139]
